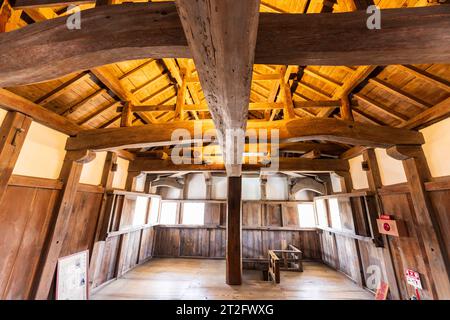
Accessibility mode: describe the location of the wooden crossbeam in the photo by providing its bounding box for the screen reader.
[129,157,350,173]
[400,97,450,130]
[65,118,424,151]
[1,4,449,87]
[0,88,81,135]
[353,93,409,123]
[175,0,261,176]
[10,0,95,9]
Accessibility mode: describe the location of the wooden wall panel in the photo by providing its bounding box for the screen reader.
[154,228,180,256]
[319,231,339,269]
[380,192,435,300]
[60,190,103,258]
[180,228,209,257]
[299,230,322,260]
[204,203,222,225]
[242,202,262,227]
[264,204,282,226]
[242,230,263,259]
[281,203,299,227]
[429,189,450,260]
[139,227,155,263]
[335,234,361,282]
[209,228,226,257]
[0,185,59,299]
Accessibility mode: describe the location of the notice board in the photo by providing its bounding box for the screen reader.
[56,250,89,300]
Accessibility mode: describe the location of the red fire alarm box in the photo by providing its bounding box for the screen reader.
[376,215,406,237]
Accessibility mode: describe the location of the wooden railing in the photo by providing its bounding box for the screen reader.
[268,245,303,283]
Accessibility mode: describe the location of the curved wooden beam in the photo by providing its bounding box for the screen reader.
[1,4,449,87]
[285,118,424,147]
[291,177,325,195]
[65,118,423,151]
[0,3,190,87]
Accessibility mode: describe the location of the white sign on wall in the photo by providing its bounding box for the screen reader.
[56,250,89,300]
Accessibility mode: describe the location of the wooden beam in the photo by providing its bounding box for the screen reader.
[340,96,354,121]
[10,0,95,9]
[353,93,408,123]
[226,176,242,285]
[175,0,261,176]
[0,111,32,205]
[92,66,156,124]
[66,118,424,151]
[35,73,91,105]
[120,101,133,127]
[400,97,450,130]
[285,118,424,147]
[32,149,96,299]
[129,157,350,173]
[386,145,450,299]
[317,66,376,118]
[0,88,81,135]
[2,4,449,89]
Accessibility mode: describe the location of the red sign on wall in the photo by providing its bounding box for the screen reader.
[405,269,422,289]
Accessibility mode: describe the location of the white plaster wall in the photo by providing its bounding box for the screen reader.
[134,174,146,192]
[112,157,129,189]
[13,122,68,179]
[330,173,343,193]
[266,176,288,200]
[79,151,107,185]
[375,148,407,186]
[211,176,227,199]
[242,177,261,200]
[0,108,7,125]
[420,117,450,178]
[187,173,206,199]
[294,190,316,201]
[348,155,369,190]
[164,187,182,199]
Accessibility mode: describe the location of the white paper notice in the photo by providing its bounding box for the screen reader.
[56,250,89,300]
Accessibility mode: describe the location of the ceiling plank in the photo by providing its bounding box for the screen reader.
[1,4,449,87]
[175,0,261,176]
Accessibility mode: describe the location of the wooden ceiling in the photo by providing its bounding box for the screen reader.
[1,0,449,159]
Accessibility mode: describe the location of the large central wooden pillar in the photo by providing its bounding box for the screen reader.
[226,176,242,285]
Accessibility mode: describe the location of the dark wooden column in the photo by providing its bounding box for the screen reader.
[362,148,401,300]
[93,151,118,241]
[0,111,32,204]
[387,145,450,299]
[226,176,242,285]
[33,149,96,300]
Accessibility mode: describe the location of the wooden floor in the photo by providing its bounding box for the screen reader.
[91,258,374,300]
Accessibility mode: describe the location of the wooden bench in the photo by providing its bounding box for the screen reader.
[268,245,303,283]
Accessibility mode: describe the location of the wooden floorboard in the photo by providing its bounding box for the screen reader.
[91,258,374,300]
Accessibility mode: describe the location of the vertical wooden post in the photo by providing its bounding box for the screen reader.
[280,77,296,120]
[362,148,401,300]
[33,149,96,299]
[120,101,133,127]
[387,145,450,299]
[175,68,187,121]
[226,176,242,285]
[93,151,118,242]
[125,170,142,191]
[0,111,32,204]
[340,95,354,121]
